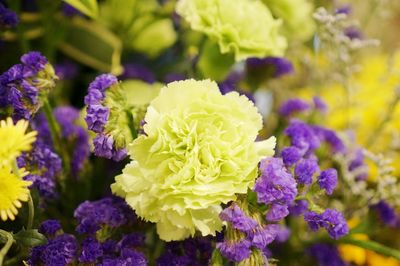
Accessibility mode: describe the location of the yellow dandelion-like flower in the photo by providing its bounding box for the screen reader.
[0,118,37,167]
[0,165,32,221]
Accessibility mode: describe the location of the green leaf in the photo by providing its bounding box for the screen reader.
[59,17,123,75]
[13,229,47,247]
[63,0,98,19]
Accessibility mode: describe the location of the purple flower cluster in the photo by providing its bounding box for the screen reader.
[304,209,349,239]
[54,106,90,177]
[279,99,310,117]
[0,3,18,27]
[157,237,213,266]
[74,196,135,235]
[84,74,127,161]
[373,201,400,228]
[0,51,56,120]
[254,158,297,222]
[121,63,155,83]
[246,57,294,78]
[217,203,285,262]
[308,244,347,266]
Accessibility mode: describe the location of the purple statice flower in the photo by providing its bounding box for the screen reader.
[74,196,134,235]
[220,204,258,232]
[254,158,297,206]
[294,158,319,184]
[318,169,338,195]
[275,225,291,243]
[373,201,398,227]
[281,146,303,166]
[335,5,352,15]
[308,244,347,266]
[39,220,62,238]
[101,249,147,266]
[304,209,349,239]
[312,126,346,154]
[216,239,251,262]
[279,98,310,117]
[248,224,280,249]
[21,51,47,75]
[85,74,129,161]
[345,26,362,40]
[0,3,18,27]
[289,200,309,216]
[266,204,289,222]
[219,71,255,103]
[54,106,90,177]
[285,120,321,154]
[246,57,294,78]
[121,63,155,83]
[27,245,45,266]
[79,237,103,264]
[313,96,328,112]
[119,233,145,250]
[35,234,78,266]
[55,61,79,80]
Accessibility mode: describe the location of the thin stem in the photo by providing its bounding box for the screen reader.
[0,230,14,266]
[338,237,400,260]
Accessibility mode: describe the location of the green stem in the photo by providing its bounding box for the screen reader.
[0,230,14,266]
[338,237,400,260]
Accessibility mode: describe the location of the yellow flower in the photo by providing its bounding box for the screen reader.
[112,79,276,241]
[0,165,32,221]
[0,118,37,167]
[366,251,400,266]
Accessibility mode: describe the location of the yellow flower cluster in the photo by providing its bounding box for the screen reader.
[0,118,36,221]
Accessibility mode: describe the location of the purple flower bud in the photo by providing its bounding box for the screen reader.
[121,63,155,83]
[248,224,280,249]
[266,204,289,222]
[289,200,309,216]
[217,239,251,262]
[313,96,327,112]
[318,168,338,195]
[220,204,258,232]
[373,201,398,227]
[39,220,62,237]
[304,209,349,239]
[279,98,310,117]
[294,158,319,184]
[246,57,294,78]
[281,146,303,166]
[0,3,18,27]
[79,237,103,264]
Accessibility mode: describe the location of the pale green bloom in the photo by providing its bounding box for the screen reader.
[112,79,276,241]
[176,0,287,61]
[263,0,315,41]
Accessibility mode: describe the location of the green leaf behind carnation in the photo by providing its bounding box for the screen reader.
[63,0,98,19]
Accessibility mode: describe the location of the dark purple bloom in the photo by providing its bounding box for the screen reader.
[27,245,45,266]
[279,98,310,117]
[79,237,103,264]
[119,233,145,249]
[121,63,155,83]
[85,105,109,133]
[281,146,303,166]
[164,73,185,83]
[39,220,62,237]
[216,239,251,262]
[0,3,18,27]
[62,3,82,16]
[285,120,321,154]
[266,204,289,222]
[318,169,338,195]
[93,134,127,161]
[21,51,47,75]
[248,224,279,249]
[41,234,77,266]
[74,197,134,235]
[345,26,362,40]
[313,96,328,112]
[373,201,398,227]
[289,200,309,216]
[313,126,346,154]
[220,204,258,232]
[246,57,294,78]
[101,249,147,266]
[255,158,297,205]
[304,209,349,239]
[295,158,319,184]
[275,225,291,243]
[88,73,118,93]
[308,244,347,266]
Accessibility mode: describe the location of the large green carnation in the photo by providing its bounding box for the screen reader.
[111,79,275,241]
[176,0,287,61]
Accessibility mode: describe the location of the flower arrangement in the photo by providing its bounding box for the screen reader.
[0,0,399,265]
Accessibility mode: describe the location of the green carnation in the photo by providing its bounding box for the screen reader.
[263,0,315,41]
[111,79,276,241]
[176,0,287,61]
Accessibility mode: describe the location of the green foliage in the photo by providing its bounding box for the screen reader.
[13,229,47,248]
[63,0,99,19]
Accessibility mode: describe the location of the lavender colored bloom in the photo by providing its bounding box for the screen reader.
[281,146,303,166]
[27,245,45,266]
[295,158,319,184]
[279,98,310,117]
[313,126,346,154]
[266,204,289,222]
[255,158,297,206]
[285,120,321,154]
[313,96,328,112]
[373,201,398,227]
[308,244,347,266]
[248,224,279,249]
[275,225,291,243]
[79,237,103,264]
[88,73,118,93]
[74,197,134,235]
[335,5,352,15]
[21,51,47,75]
[39,220,62,237]
[0,3,18,27]
[220,204,258,232]
[85,105,109,133]
[93,134,127,161]
[318,169,338,195]
[349,149,364,171]
[289,200,309,216]
[304,209,349,239]
[217,239,251,262]
[119,233,145,249]
[121,63,155,83]
[345,26,362,40]
[41,234,77,266]
[246,57,294,78]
